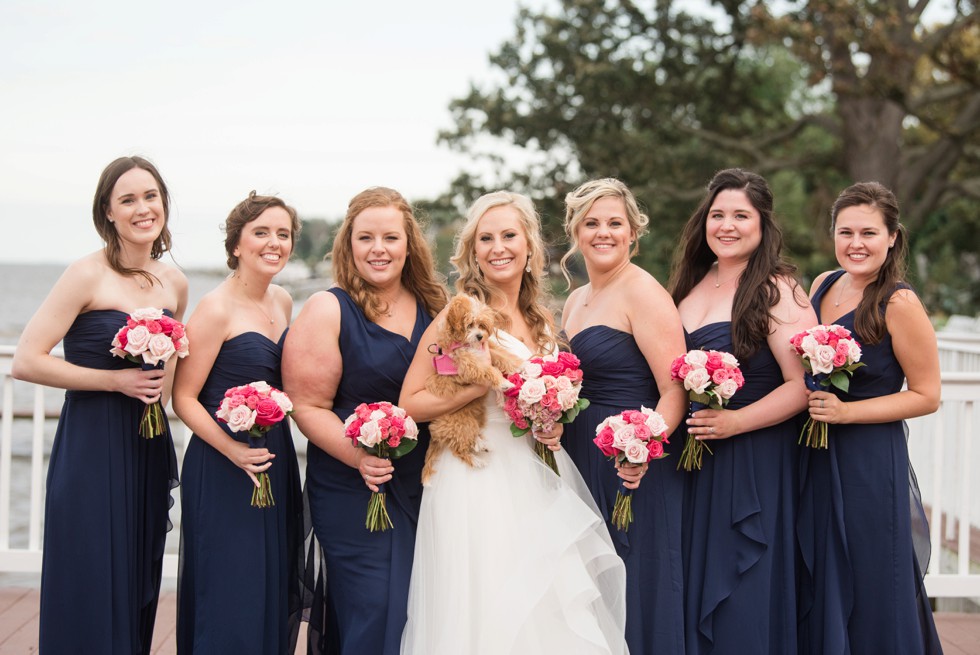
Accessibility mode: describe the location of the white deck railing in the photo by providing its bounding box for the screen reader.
[1,344,979,599]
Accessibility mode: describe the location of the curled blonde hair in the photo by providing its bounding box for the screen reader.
[331,187,448,320]
[450,191,556,354]
[559,178,648,287]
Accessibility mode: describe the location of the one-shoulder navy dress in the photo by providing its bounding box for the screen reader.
[39,309,179,655]
[797,270,942,654]
[564,325,685,654]
[177,330,304,654]
[306,288,432,655]
[682,322,798,654]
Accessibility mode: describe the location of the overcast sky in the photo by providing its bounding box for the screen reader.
[0,0,531,269]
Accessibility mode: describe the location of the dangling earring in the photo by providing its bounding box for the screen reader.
[525,259,532,273]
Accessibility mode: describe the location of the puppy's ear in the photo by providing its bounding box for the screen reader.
[443,295,469,343]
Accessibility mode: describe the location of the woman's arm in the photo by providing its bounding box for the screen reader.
[172,294,272,487]
[398,311,491,423]
[808,289,940,425]
[12,258,166,402]
[689,277,816,440]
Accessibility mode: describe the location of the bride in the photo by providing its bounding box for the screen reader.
[399,191,629,654]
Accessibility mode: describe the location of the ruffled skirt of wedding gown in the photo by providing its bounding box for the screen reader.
[401,396,629,655]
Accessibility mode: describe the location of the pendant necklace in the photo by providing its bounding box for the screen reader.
[714,264,741,288]
[238,277,275,324]
[834,274,862,307]
[584,264,628,307]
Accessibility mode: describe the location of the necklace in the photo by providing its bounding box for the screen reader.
[714,264,741,288]
[834,274,862,307]
[584,264,628,307]
[236,277,275,324]
[381,292,402,318]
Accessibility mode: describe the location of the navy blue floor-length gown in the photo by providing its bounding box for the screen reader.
[564,325,685,654]
[797,270,942,654]
[682,322,798,654]
[305,288,431,655]
[177,330,304,653]
[39,309,178,655]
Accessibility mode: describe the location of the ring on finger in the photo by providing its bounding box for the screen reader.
[710,426,715,434]
[820,399,825,408]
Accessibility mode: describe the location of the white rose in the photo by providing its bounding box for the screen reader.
[811,344,837,375]
[640,407,668,436]
[519,377,547,405]
[716,378,739,400]
[612,424,636,450]
[174,335,190,358]
[557,387,580,411]
[123,325,152,357]
[369,409,387,422]
[800,334,820,359]
[226,404,256,433]
[554,376,572,391]
[270,389,293,413]
[624,439,650,464]
[521,361,543,379]
[358,421,382,447]
[130,307,164,322]
[403,417,419,440]
[685,350,709,367]
[143,332,176,365]
[721,352,740,368]
[250,381,272,395]
[847,339,862,363]
[684,368,711,395]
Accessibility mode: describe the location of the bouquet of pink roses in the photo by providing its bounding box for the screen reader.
[670,349,744,471]
[110,307,189,439]
[502,351,590,475]
[593,407,669,531]
[215,381,293,508]
[344,402,419,532]
[790,324,865,448]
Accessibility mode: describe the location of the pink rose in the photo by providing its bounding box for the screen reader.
[226,404,256,433]
[143,332,176,365]
[403,417,419,440]
[711,367,731,384]
[624,439,650,464]
[716,378,740,400]
[540,359,564,377]
[640,408,668,437]
[270,389,292,412]
[387,433,402,448]
[565,369,583,384]
[810,344,837,375]
[254,397,286,427]
[557,351,580,370]
[613,424,636,450]
[518,378,547,405]
[648,439,664,458]
[705,351,724,373]
[123,325,151,357]
[344,418,362,439]
[670,355,685,379]
[684,368,711,395]
[593,426,617,457]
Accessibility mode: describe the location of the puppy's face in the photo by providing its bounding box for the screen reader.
[442,295,497,348]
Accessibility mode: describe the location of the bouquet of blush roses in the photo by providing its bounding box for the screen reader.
[110,307,189,438]
[502,351,590,476]
[670,349,744,471]
[343,402,419,532]
[215,381,293,508]
[790,324,865,449]
[593,407,669,531]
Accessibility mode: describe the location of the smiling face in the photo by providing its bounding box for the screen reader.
[575,196,634,272]
[350,204,408,290]
[474,204,529,289]
[705,188,762,263]
[834,204,896,280]
[233,206,293,276]
[105,167,166,248]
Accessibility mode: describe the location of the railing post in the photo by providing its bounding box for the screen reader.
[0,377,13,549]
[30,385,46,550]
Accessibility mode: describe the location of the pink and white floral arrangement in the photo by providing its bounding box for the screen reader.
[669,349,744,471]
[110,307,189,439]
[344,402,419,532]
[502,351,590,475]
[593,407,670,531]
[215,381,294,507]
[789,324,865,448]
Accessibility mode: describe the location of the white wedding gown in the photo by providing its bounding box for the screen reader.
[401,332,629,655]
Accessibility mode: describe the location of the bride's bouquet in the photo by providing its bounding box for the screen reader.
[344,402,419,532]
[502,351,590,475]
[110,307,189,438]
[670,349,744,471]
[790,324,864,448]
[593,407,669,531]
[215,381,293,508]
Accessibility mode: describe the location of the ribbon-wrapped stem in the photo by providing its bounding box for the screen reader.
[139,361,166,439]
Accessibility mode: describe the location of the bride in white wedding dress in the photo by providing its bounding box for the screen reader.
[399,191,629,655]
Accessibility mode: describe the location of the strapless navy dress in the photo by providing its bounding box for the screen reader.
[564,325,685,653]
[305,288,432,655]
[177,330,304,653]
[797,270,942,654]
[39,309,178,655]
[682,322,798,654]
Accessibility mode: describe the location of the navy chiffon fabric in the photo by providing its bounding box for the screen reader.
[39,309,178,655]
[177,330,304,653]
[797,270,942,654]
[564,325,685,654]
[305,288,431,655]
[681,322,799,654]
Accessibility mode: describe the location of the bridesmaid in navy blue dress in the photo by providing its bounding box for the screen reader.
[797,182,942,654]
[668,168,815,654]
[12,156,187,654]
[559,178,688,653]
[283,187,448,655]
[172,192,304,653]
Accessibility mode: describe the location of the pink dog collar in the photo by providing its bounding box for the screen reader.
[430,342,464,376]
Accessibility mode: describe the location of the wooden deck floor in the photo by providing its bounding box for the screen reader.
[1,585,978,653]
